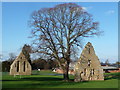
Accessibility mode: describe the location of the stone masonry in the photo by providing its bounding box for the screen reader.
[74,42,104,82]
[10,51,31,75]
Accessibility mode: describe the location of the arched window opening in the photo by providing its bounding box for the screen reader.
[88,60,91,66]
[92,69,94,75]
[88,48,90,54]
[17,61,19,72]
[20,57,22,59]
[23,61,25,72]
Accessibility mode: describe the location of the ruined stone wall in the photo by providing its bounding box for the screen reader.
[10,52,31,75]
[74,42,104,82]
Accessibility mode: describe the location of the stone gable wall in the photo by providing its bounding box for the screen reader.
[10,52,31,75]
[74,42,104,82]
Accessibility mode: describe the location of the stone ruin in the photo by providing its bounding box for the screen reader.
[74,42,104,82]
[10,46,32,75]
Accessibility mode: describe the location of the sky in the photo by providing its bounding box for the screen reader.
[2,2,118,63]
[1,0,119,2]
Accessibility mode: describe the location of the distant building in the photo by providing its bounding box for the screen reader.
[10,50,32,75]
[101,65,119,73]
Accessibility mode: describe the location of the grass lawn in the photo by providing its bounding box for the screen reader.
[1,70,119,88]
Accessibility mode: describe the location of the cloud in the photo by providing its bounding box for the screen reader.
[82,7,87,10]
[106,10,115,14]
[82,6,93,11]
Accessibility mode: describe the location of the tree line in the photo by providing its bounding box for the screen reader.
[2,53,120,72]
[2,58,59,72]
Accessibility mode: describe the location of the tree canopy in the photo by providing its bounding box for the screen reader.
[29,3,102,81]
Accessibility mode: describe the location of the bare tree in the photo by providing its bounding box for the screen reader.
[29,3,102,81]
[0,54,2,60]
[105,59,110,66]
[22,44,32,64]
[9,53,16,61]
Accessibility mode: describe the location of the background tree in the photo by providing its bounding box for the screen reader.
[29,3,102,81]
[8,53,16,61]
[105,59,110,66]
[31,58,58,70]
[115,61,120,67]
[2,53,16,72]
[44,59,59,69]
[0,54,2,72]
[22,44,32,65]
[32,58,47,70]
[2,61,10,72]
[0,54,2,60]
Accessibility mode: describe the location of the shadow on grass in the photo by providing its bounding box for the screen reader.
[2,76,80,88]
[32,73,63,76]
[2,76,63,81]
[104,73,120,80]
[2,77,90,88]
[104,75,119,80]
[22,76,63,81]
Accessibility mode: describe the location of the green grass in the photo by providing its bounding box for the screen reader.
[1,70,119,88]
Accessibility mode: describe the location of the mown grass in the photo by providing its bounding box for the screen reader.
[1,70,119,88]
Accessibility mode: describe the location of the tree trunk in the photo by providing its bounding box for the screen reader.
[63,62,69,81]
